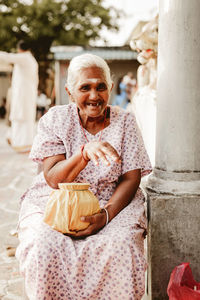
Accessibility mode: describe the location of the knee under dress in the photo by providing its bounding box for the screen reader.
[16,103,152,300]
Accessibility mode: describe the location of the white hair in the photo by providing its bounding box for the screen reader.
[66,53,113,93]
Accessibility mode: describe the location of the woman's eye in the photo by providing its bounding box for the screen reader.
[80,85,90,91]
[97,83,107,91]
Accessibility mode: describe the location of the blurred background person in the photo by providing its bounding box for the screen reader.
[0,97,6,119]
[112,76,128,108]
[112,73,137,109]
[4,73,12,126]
[123,71,137,102]
[36,88,51,120]
[0,40,38,153]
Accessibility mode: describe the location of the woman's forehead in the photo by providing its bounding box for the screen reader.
[76,66,107,85]
[82,78,102,83]
[78,77,105,84]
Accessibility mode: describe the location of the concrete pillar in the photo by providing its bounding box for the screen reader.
[146,1,200,299]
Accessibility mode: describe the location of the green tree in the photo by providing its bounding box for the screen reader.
[0,0,120,60]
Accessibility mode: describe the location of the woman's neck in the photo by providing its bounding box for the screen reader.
[79,113,105,129]
[78,107,110,135]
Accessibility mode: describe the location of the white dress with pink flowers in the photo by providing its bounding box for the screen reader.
[16,103,152,300]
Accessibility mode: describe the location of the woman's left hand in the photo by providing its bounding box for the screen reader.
[65,211,106,238]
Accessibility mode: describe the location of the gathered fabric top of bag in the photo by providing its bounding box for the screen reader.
[58,182,90,191]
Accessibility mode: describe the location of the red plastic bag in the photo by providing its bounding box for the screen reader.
[167,263,200,300]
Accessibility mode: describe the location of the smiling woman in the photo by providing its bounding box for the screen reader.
[16,53,152,300]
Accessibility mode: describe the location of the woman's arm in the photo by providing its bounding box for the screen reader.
[104,169,141,221]
[43,141,121,189]
[43,150,88,189]
[0,52,25,64]
[67,169,141,238]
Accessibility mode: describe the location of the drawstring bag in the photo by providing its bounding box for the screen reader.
[167,262,200,300]
[43,183,101,234]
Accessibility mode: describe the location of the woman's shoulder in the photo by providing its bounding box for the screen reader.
[110,105,136,122]
[47,102,75,114]
[43,103,76,120]
[38,103,77,134]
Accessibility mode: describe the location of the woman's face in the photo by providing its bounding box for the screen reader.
[69,66,111,119]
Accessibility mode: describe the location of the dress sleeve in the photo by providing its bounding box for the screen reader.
[0,51,25,64]
[29,107,66,162]
[121,112,152,177]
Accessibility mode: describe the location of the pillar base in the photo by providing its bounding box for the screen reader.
[147,169,200,195]
[146,191,200,300]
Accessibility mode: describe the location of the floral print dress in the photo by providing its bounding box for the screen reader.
[16,103,152,300]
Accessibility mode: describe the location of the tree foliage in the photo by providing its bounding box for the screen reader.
[0,0,120,60]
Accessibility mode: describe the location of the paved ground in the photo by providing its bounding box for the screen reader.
[0,119,37,299]
[0,118,148,300]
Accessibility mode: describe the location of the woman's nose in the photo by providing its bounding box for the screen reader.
[89,89,98,99]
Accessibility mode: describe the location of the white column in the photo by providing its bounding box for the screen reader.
[146,2,200,299]
[148,0,200,195]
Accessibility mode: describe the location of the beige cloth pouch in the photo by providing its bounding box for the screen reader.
[43,183,101,234]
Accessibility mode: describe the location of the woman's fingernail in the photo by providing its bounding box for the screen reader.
[81,217,85,221]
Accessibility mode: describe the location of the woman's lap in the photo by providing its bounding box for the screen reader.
[16,196,147,300]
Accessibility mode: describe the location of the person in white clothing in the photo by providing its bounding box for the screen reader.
[0,40,39,152]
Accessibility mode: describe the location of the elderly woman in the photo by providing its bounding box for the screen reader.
[16,54,151,300]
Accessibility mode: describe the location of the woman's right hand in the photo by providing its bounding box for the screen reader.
[83,141,121,166]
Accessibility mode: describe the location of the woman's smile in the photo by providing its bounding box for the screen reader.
[86,102,101,106]
[85,101,104,111]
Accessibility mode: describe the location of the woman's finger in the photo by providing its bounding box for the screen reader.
[86,151,99,166]
[85,141,121,164]
[95,149,110,166]
[66,213,105,238]
[73,224,96,237]
[94,143,120,162]
[65,228,92,238]
[81,215,96,224]
[101,146,121,162]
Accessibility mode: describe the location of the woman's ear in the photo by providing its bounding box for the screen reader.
[65,85,71,96]
[111,82,114,92]
[65,85,75,102]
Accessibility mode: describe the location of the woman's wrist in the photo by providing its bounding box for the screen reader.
[103,204,115,223]
[80,145,90,163]
[101,207,109,226]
